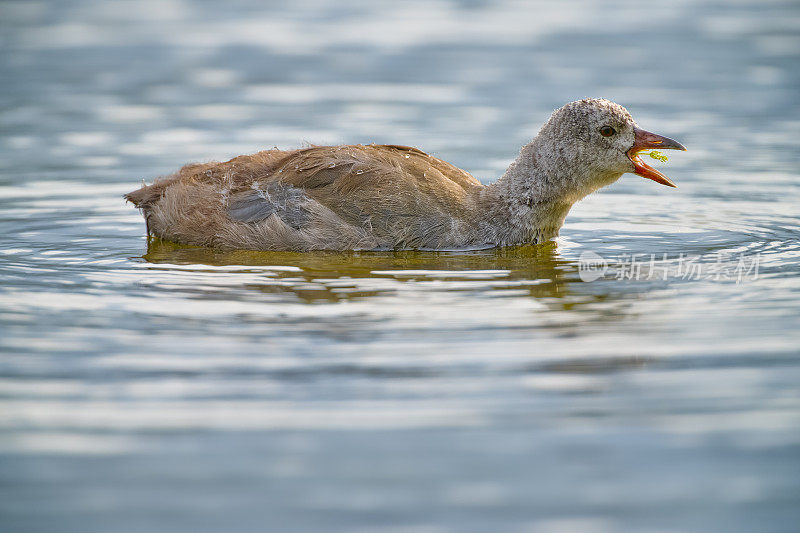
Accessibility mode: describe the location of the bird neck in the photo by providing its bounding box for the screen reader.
[476,136,620,245]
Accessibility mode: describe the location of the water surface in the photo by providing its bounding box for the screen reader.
[1,0,800,531]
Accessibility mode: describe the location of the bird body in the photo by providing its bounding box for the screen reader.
[126,99,685,251]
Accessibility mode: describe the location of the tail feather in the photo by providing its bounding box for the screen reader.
[125,177,179,238]
[125,182,164,208]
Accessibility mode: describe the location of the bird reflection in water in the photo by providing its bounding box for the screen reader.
[141,237,616,309]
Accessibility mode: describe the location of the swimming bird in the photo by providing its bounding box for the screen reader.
[126,98,685,251]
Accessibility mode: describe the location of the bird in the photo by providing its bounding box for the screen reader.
[125,98,685,251]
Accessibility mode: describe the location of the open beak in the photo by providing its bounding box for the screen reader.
[627,126,686,187]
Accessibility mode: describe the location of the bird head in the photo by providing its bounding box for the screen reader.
[539,98,686,191]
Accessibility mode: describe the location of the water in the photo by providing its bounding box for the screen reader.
[2,0,800,531]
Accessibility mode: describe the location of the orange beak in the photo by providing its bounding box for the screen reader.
[627,126,686,187]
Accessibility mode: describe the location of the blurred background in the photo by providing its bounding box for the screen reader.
[1,1,799,532]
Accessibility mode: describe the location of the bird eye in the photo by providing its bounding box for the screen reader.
[599,126,616,137]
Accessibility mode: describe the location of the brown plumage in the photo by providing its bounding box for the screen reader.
[126,99,685,251]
